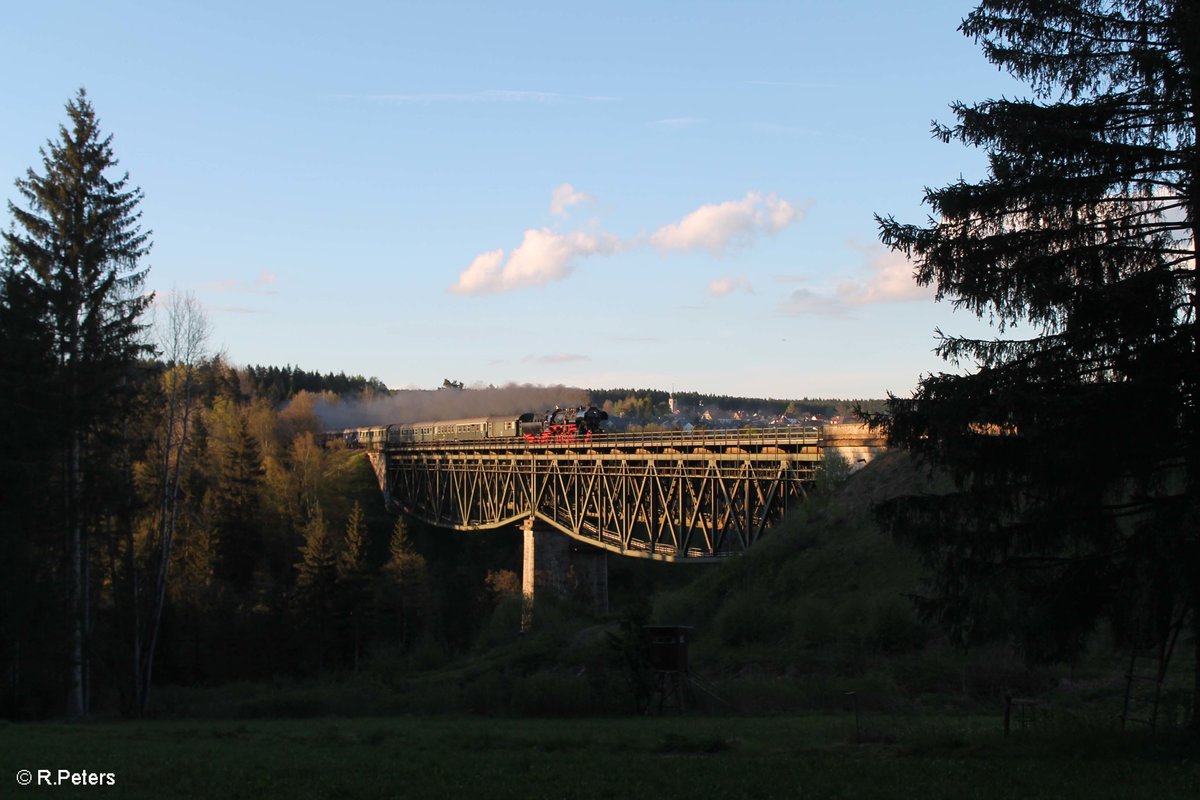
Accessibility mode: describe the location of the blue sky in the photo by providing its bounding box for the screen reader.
[2,1,1026,399]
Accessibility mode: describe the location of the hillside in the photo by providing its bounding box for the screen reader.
[649,452,933,671]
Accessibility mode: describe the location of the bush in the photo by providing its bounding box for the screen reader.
[711,588,791,647]
[475,595,525,650]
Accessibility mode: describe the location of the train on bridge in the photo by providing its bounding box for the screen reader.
[327,405,610,448]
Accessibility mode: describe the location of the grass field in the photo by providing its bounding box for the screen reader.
[2,714,1197,799]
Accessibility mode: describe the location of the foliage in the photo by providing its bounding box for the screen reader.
[239,363,388,405]
[378,516,430,649]
[871,0,1199,715]
[2,88,153,717]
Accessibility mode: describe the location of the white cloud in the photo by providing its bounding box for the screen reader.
[550,183,592,216]
[834,243,931,305]
[451,188,805,295]
[450,229,618,295]
[777,242,931,315]
[707,276,753,297]
[650,192,800,255]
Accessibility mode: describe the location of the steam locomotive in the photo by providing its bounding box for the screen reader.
[330,406,609,448]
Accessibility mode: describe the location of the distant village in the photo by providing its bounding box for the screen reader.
[597,392,877,433]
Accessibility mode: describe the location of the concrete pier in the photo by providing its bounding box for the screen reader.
[520,518,608,628]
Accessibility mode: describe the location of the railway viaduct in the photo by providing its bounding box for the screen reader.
[358,423,885,613]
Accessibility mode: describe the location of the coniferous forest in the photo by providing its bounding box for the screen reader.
[2,13,1199,797]
[0,91,507,719]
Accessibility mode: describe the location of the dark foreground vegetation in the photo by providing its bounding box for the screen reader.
[112,453,1197,732]
[2,715,1197,800]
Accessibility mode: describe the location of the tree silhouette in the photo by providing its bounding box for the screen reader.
[4,88,153,717]
[873,0,1198,723]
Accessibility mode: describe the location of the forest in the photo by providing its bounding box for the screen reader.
[3,2,1198,764]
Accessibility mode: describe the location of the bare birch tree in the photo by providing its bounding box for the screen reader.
[133,290,209,713]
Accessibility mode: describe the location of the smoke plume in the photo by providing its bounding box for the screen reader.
[311,383,591,431]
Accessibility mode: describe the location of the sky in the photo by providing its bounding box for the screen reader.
[1,1,1029,399]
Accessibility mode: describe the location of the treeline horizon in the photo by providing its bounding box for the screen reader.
[233,366,888,420]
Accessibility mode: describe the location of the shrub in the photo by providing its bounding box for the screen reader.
[711,588,791,647]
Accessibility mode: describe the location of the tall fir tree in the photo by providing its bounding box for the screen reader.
[212,414,265,592]
[380,515,428,649]
[337,501,372,671]
[295,504,339,672]
[873,0,1198,723]
[3,89,153,717]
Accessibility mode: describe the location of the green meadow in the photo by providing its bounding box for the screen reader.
[2,715,1197,800]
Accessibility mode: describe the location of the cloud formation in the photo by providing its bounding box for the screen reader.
[450,228,618,295]
[650,192,799,255]
[550,183,592,216]
[834,244,931,305]
[202,270,279,295]
[707,276,753,297]
[777,243,932,315]
[778,288,845,316]
[451,188,803,295]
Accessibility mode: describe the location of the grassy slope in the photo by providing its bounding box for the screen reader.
[650,452,933,671]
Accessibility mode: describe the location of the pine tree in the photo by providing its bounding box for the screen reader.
[212,414,265,591]
[295,504,338,671]
[338,501,370,580]
[3,88,153,717]
[380,516,428,649]
[337,501,372,671]
[874,0,1198,722]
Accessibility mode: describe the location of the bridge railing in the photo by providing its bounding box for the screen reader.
[381,425,822,452]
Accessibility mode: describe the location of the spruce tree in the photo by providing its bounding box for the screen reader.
[874,0,1198,722]
[380,516,427,649]
[212,414,265,591]
[295,504,338,671]
[337,501,372,670]
[4,88,152,717]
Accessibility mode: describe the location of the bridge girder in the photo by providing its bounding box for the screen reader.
[368,428,825,561]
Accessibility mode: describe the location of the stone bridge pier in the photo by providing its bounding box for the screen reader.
[521,518,608,626]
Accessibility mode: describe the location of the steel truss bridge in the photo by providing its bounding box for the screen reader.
[363,427,832,561]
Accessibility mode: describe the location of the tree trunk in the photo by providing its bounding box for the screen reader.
[67,429,85,719]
